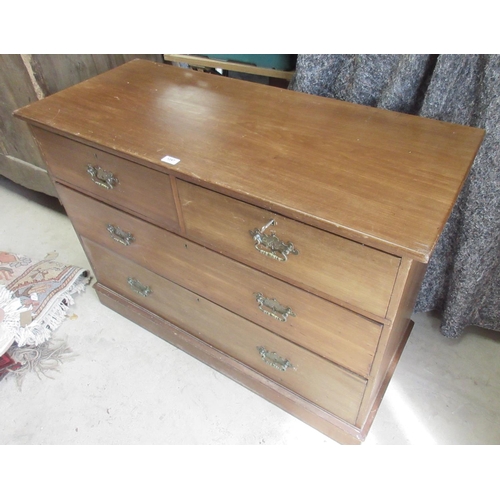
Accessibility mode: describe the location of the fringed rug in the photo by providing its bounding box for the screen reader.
[0,250,90,386]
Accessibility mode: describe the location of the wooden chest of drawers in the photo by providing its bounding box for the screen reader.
[14,59,484,444]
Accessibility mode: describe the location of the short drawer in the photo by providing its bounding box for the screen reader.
[177,180,400,318]
[58,184,382,377]
[31,126,179,231]
[84,238,367,425]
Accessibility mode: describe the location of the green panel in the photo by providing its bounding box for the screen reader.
[198,54,296,71]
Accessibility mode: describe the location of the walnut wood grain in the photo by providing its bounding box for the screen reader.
[13,60,484,444]
[31,127,179,231]
[58,183,382,377]
[96,283,366,444]
[178,180,400,319]
[14,59,484,262]
[86,239,366,424]
[356,256,427,428]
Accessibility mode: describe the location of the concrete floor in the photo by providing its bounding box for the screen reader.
[1,174,499,445]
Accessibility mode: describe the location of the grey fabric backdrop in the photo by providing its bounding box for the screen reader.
[289,55,500,338]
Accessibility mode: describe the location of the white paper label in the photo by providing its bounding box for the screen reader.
[161,155,181,165]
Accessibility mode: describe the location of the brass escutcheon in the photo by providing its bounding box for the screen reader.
[107,224,135,246]
[127,277,152,297]
[249,219,299,262]
[257,346,294,372]
[87,164,118,190]
[254,292,296,322]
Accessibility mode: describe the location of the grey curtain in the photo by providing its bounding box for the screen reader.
[289,55,500,338]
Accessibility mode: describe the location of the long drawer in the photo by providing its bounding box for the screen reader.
[31,127,179,231]
[83,237,367,424]
[57,183,382,377]
[177,180,400,318]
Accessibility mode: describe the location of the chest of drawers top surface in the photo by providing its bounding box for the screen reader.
[14,58,484,261]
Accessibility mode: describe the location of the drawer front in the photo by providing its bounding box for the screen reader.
[83,237,367,424]
[32,127,179,231]
[177,181,401,318]
[58,184,382,377]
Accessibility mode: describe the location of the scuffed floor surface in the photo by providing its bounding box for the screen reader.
[1,174,499,445]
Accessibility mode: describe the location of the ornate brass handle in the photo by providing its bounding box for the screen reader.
[249,219,299,262]
[107,224,135,246]
[254,292,296,322]
[127,277,152,297]
[257,346,294,372]
[87,164,118,190]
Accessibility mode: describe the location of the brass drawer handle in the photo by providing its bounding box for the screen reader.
[87,164,118,190]
[107,224,135,246]
[257,346,294,372]
[127,277,152,297]
[249,219,299,262]
[254,292,296,322]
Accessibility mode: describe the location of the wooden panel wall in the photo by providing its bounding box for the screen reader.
[0,54,162,196]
